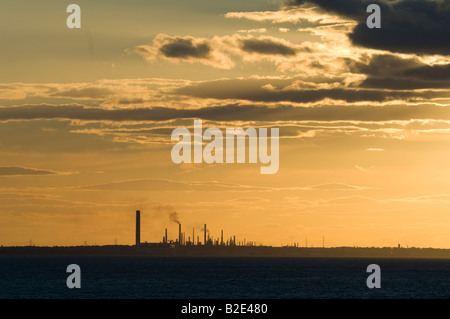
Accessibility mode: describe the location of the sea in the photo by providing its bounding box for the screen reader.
[1,257,450,299]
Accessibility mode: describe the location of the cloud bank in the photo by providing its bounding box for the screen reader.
[290,0,450,55]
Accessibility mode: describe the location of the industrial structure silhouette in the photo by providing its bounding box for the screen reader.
[135,210,254,248]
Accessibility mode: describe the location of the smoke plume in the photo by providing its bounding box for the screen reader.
[153,203,180,224]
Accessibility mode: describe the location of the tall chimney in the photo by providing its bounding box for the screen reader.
[135,210,140,246]
[221,230,223,245]
[165,228,168,244]
[179,224,182,246]
[204,224,207,246]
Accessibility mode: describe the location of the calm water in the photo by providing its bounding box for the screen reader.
[1,257,450,299]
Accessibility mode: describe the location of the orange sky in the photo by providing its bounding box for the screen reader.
[1,0,450,248]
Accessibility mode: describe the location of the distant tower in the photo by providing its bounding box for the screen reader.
[179,224,182,246]
[221,230,223,245]
[204,224,207,246]
[135,210,140,246]
[165,228,168,244]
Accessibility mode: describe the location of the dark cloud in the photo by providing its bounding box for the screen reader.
[360,77,450,90]
[0,166,57,176]
[350,55,450,81]
[0,104,177,122]
[347,54,450,89]
[118,98,144,104]
[52,87,114,99]
[290,0,379,17]
[133,34,232,68]
[291,0,450,55]
[2,103,450,123]
[175,78,448,103]
[159,37,211,59]
[240,38,298,56]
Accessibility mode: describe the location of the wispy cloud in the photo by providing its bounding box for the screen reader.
[225,7,349,25]
[0,166,68,176]
[3,103,450,123]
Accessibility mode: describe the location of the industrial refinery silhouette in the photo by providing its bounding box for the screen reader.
[3,210,450,258]
[135,210,256,248]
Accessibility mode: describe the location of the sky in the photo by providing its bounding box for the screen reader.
[0,0,450,248]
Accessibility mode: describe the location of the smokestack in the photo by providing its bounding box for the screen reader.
[204,224,207,246]
[193,228,195,245]
[179,224,182,246]
[221,230,223,245]
[135,210,140,246]
[165,228,168,244]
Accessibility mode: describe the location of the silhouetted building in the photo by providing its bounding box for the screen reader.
[136,210,140,246]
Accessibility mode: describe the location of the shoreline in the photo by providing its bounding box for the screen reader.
[2,245,450,259]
